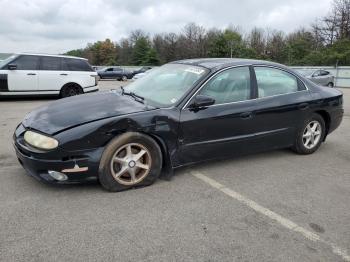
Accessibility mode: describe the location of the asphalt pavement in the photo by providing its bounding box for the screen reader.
[0,81,349,262]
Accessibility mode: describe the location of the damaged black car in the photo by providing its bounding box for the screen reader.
[13,59,343,191]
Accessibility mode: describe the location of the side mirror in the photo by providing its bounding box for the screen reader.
[8,64,17,70]
[189,95,215,109]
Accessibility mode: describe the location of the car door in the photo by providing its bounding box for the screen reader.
[38,56,63,91]
[113,68,123,78]
[104,68,114,78]
[311,70,322,85]
[178,66,259,163]
[319,70,331,86]
[62,58,95,88]
[6,55,39,91]
[251,66,312,149]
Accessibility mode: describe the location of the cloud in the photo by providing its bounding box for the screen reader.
[0,0,332,53]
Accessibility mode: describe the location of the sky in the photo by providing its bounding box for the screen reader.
[0,0,332,54]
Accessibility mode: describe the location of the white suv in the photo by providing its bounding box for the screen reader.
[0,54,99,97]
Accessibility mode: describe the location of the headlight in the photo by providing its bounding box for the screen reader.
[24,131,59,150]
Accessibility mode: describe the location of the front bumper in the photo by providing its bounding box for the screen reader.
[13,125,101,184]
[84,85,99,93]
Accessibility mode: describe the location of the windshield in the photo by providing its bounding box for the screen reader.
[124,64,208,107]
[0,55,17,69]
[297,69,315,77]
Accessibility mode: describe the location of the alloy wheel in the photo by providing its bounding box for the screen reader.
[110,143,152,186]
[63,86,78,97]
[68,88,77,96]
[302,120,322,149]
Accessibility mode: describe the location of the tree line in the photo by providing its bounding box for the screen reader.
[65,0,350,66]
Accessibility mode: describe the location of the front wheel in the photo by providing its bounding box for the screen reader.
[292,114,325,154]
[122,75,128,81]
[98,132,162,192]
[60,85,82,98]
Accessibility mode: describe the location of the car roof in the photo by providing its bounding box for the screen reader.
[16,53,88,60]
[172,58,288,71]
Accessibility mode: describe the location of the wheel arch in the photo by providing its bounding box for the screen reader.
[61,82,83,90]
[143,132,174,180]
[103,130,174,180]
[60,82,83,97]
[314,110,331,140]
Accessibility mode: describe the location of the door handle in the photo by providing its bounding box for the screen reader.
[60,73,68,76]
[240,112,253,119]
[27,73,36,76]
[298,103,309,110]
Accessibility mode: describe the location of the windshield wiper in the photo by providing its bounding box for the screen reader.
[120,86,145,103]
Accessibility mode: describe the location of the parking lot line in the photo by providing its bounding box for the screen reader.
[191,170,350,262]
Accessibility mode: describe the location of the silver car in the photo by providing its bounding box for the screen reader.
[299,69,335,87]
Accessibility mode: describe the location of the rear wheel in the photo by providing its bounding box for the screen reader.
[122,75,128,81]
[60,84,83,98]
[327,82,334,87]
[292,114,325,154]
[99,132,162,192]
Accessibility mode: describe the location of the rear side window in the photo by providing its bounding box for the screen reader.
[14,55,40,70]
[320,70,330,76]
[41,56,61,71]
[62,58,92,71]
[313,70,321,77]
[255,67,299,98]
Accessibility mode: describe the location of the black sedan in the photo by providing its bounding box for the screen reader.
[13,58,343,192]
[97,67,133,81]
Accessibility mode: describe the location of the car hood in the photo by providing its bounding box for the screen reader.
[22,91,156,135]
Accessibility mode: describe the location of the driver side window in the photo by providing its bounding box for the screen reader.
[199,67,251,105]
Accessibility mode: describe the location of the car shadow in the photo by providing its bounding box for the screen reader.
[0,96,57,102]
[19,148,296,193]
[173,148,295,178]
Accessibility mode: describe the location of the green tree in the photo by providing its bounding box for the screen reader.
[65,49,85,57]
[89,39,117,65]
[207,29,252,58]
[142,48,160,65]
[132,37,151,65]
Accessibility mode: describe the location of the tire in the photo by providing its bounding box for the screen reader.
[327,82,334,88]
[122,75,128,81]
[60,84,83,98]
[292,113,326,154]
[98,132,163,192]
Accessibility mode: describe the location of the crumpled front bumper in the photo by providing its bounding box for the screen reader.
[13,124,101,184]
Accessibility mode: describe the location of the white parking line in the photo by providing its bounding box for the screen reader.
[191,170,350,262]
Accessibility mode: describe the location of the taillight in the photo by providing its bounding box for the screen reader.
[91,75,98,86]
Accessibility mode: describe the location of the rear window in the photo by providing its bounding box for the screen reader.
[255,67,300,98]
[41,56,61,71]
[62,58,93,71]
